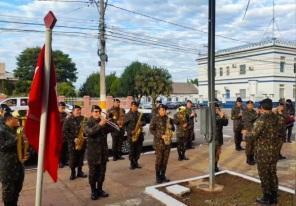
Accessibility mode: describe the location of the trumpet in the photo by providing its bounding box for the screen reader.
[100,111,120,131]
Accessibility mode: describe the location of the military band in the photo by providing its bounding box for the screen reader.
[0,96,295,205]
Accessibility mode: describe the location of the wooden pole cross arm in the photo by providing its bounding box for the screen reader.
[44,11,57,29]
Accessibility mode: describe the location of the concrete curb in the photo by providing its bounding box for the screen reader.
[144,170,295,206]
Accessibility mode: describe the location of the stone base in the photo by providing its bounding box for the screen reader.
[189,179,224,192]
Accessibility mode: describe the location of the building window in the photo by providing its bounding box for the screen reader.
[219,67,223,76]
[226,66,230,76]
[239,89,246,99]
[294,85,296,98]
[249,66,254,71]
[215,90,218,98]
[226,89,230,99]
[280,56,285,73]
[294,58,296,74]
[240,64,246,75]
[232,64,237,68]
[279,84,285,98]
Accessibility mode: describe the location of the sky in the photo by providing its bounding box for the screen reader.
[0,0,295,89]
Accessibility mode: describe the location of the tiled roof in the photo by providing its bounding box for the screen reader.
[172,82,198,94]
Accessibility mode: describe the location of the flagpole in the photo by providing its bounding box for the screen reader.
[35,11,57,206]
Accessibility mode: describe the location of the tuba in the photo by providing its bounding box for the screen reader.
[17,117,29,163]
[162,117,174,145]
[131,112,143,142]
[75,117,87,150]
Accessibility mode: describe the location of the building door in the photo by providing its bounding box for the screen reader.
[225,89,230,99]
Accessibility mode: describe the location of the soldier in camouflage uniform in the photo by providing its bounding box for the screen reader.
[84,105,111,200]
[285,99,295,143]
[59,102,69,168]
[152,100,162,119]
[231,97,245,151]
[185,100,197,149]
[274,102,288,160]
[242,100,258,165]
[174,106,190,161]
[252,99,281,205]
[150,104,175,183]
[125,101,146,169]
[0,111,24,206]
[107,98,125,161]
[63,105,87,180]
[214,103,228,172]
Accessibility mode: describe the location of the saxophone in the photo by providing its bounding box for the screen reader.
[17,117,29,163]
[131,112,143,142]
[162,117,174,145]
[75,117,87,150]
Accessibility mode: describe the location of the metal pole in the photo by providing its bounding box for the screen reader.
[99,0,107,112]
[35,27,51,206]
[208,0,216,191]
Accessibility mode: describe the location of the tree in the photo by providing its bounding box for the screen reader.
[187,78,198,86]
[79,72,119,97]
[135,65,173,105]
[57,82,76,97]
[118,61,145,98]
[14,47,78,82]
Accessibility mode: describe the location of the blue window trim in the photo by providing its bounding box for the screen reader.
[199,75,294,83]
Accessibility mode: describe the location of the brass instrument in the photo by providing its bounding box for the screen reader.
[162,117,174,145]
[131,112,143,142]
[177,106,188,129]
[17,117,29,163]
[101,111,120,131]
[75,117,87,150]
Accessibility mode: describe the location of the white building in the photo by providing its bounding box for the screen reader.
[197,38,296,105]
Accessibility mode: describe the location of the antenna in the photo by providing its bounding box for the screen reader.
[272,0,276,40]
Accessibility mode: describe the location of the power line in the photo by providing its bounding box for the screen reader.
[107,3,251,44]
[38,0,90,3]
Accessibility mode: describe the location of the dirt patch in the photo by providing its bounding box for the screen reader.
[159,173,294,206]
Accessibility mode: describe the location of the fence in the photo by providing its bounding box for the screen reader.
[58,96,134,116]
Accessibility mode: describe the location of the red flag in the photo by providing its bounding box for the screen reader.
[25,46,62,182]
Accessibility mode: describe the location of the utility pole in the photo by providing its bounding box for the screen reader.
[272,0,275,40]
[92,0,108,111]
[208,0,216,191]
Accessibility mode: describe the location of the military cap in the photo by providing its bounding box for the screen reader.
[131,101,139,107]
[156,100,162,104]
[214,103,220,108]
[0,104,12,113]
[236,97,243,102]
[113,98,120,103]
[158,104,168,110]
[260,98,273,110]
[186,99,192,104]
[286,99,292,104]
[91,105,101,112]
[246,100,254,104]
[74,105,81,109]
[58,101,66,107]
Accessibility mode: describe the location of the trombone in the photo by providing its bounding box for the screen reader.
[100,111,121,131]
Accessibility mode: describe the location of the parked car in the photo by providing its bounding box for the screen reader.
[139,103,153,109]
[165,101,179,109]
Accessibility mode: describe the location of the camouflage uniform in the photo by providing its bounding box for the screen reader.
[173,112,190,160]
[252,112,281,199]
[63,115,86,175]
[215,113,228,167]
[107,106,125,160]
[84,116,112,198]
[150,115,175,182]
[0,124,24,206]
[242,109,258,161]
[125,110,145,168]
[59,112,68,167]
[185,107,196,149]
[231,106,244,150]
[274,110,288,157]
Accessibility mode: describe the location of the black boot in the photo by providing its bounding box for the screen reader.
[90,184,98,200]
[256,193,270,204]
[269,191,278,204]
[130,160,136,170]
[161,170,170,183]
[247,155,255,165]
[215,162,219,172]
[97,184,109,198]
[77,167,87,178]
[279,154,286,160]
[135,161,142,169]
[70,168,76,180]
[4,201,17,206]
[156,171,162,184]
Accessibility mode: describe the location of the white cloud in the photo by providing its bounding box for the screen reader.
[0,0,295,90]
